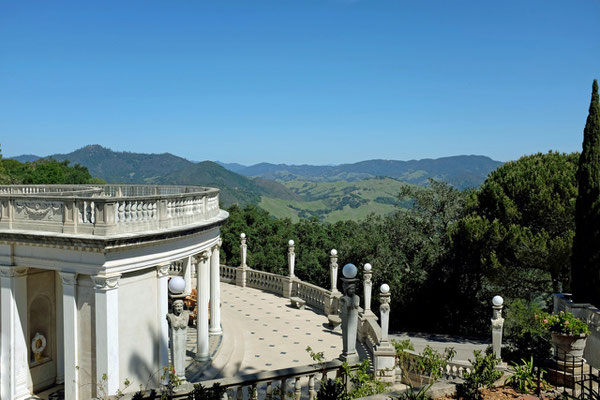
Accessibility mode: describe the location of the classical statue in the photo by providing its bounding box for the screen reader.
[167,299,189,380]
[340,279,360,362]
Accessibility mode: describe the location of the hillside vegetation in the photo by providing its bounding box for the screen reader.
[259,177,410,222]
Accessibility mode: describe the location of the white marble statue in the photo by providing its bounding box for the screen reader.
[167,299,189,380]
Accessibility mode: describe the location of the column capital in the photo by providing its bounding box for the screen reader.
[59,271,78,286]
[217,237,223,248]
[157,264,170,278]
[196,250,211,263]
[92,274,121,291]
[0,266,28,278]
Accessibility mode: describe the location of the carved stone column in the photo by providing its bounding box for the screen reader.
[359,263,378,341]
[196,251,211,361]
[283,240,295,298]
[157,265,170,378]
[209,240,223,335]
[0,266,30,400]
[491,295,504,360]
[339,264,360,364]
[374,284,396,383]
[236,233,249,287]
[325,249,342,316]
[60,272,79,400]
[92,274,121,396]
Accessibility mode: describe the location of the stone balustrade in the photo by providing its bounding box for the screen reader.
[398,349,474,383]
[361,317,382,355]
[0,184,220,236]
[293,281,330,310]
[247,269,286,295]
[220,265,237,283]
[176,359,355,400]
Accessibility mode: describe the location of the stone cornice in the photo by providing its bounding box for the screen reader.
[0,266,29,278]
[92,274,121,291]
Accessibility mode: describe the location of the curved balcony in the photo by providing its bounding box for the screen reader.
[0,184,222,236]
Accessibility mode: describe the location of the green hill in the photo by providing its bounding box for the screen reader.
[258,177,411,223]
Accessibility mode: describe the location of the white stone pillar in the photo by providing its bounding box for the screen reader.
[157,265,170,378]
[92,274,121,396]
[183,256,193,295]
[339,264,360,364]
[60,272,79,400]
[491,295,504,360]
[374,283,395,383]
[0,266,30,400]
[330,249,339,294]
[55,272,65,385]
[288,240,295,277]
[362,263,376,317]
[196,251,211,361]
[209,240,222,335]
[236,233,248,287]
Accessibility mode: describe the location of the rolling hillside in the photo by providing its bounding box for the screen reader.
[258,177,411,223]
[219,155,503,189]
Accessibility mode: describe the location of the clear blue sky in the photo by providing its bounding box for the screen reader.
[1,0,598,165]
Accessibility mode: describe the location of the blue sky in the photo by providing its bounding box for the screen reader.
[1,0,598,165]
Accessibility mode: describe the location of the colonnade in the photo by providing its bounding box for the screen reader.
[0,239,223,400]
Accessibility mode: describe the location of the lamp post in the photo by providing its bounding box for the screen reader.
[373,283,396,383]
[340,263,360,364]
[167,276,189,382]
[491,295,504,360]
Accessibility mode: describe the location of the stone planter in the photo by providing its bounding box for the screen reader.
[551,332,588,362]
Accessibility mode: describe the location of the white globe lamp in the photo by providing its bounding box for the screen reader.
[342,263,358,279]
[169,276,186,295]
[380,283,390,294]
[492,295,503,306]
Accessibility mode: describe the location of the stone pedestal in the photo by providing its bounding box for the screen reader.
[374,345,397,383]
[283,276,294,298]
[237,233,248,287]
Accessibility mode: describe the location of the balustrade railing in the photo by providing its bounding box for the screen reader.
[0,185,221,236]
[247,270,285,294]
[168,360,355,400]
[293,281,330,311]
[220,265,237,283]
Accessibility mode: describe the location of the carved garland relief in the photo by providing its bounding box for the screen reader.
[14,201,63,221]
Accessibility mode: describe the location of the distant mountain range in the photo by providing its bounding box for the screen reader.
[11,145,502,210]
[217,155,503,189]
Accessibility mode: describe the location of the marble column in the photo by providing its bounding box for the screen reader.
[0,266,30,400]
[157,265,170,379]
[92,274,121,396]
[60,272,79,400]
[236,233,248,287]
[491,295,504,360]
[210,240,222,335]
[183,256,193,295]
[196,251,211,361]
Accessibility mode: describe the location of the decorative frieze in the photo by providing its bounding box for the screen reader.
[0,266,29,278]
[14,201,63,221]
[92,274,121,291]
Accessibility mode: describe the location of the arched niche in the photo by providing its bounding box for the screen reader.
[29,294,53,364]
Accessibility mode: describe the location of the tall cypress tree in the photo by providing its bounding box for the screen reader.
[572,79,600,305]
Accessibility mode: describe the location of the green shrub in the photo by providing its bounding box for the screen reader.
[503,299,552,364]
[316,379,350,400]
[343,360,390,398]
[505,357,550,394]
[457,348,503,400]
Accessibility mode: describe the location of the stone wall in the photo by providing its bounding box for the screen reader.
[553,293,600,368]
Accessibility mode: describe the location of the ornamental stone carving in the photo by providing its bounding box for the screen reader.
[14,201,63,221]
[59,272,78,286]
[92,274,121,291]
[157,264,170,278]
[0,266,29,278]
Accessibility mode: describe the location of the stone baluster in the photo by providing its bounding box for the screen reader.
[340,263,360,364]
[266,381,273,400]
[309,374,316,400]
[294,376,301,400]
[491,295,504,360]
[236,233,249,287]
[374,284,396,383]
[280,378,287,399]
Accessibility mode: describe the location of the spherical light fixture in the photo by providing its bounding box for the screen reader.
[364,263,372,272]
[169,276,186,294]
[240,233,246,239]
[380,283,390,294]
[331,249,338,256]
[342,263,358,279]
[492,295,503,306]
[288,240,294,246]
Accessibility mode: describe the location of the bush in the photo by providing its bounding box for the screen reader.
[316,379,349,400]
[503,299,552,364]
[344,360,390,398]
[505,357,550,394]
[457,348,503,400]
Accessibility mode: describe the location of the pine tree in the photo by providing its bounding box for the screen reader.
[572,80,600,305]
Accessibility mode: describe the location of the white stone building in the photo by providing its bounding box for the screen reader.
[0,185,228,400]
